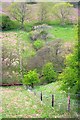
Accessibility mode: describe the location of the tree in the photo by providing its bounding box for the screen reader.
[52,3,73,25]
[59,48,79,93]
[22,70,39,88]
[38,3,52,23]
[8,2,29,28]
[42,62,56,83]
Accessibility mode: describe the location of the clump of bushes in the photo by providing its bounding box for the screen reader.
[22,62,57,88]
[33,40,44,50]
[0,15,12,30]
[0,14,21,31]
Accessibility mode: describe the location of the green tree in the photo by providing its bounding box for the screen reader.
[52,3,73,25]
[59,48,79,93]
[42,62,56,83]
[22,70,39,88]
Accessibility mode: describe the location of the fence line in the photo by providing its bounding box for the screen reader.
[33,90,79,112]
[68,95,70,112]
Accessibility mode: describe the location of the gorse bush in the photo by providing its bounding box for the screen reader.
[42,62,56,83]
[33,40,44,50]
[22,69,40,88]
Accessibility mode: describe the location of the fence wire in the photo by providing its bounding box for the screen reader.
[33,90,80,114]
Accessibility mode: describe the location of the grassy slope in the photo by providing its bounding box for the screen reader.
[1,81,78,118]
[2,25,76,41]
[49,25,77,42]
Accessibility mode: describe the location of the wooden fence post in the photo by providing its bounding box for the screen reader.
[41,92,42,101]
[52,94,54,107]
[68,95,70,112]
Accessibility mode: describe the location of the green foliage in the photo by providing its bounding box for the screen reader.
[0,15,13,30]
[42,62,56,83]
[22,70,40,88]
[0,15,20,31]
[59,48,79,93]
[24,22,35,32]
[33,40,44,50]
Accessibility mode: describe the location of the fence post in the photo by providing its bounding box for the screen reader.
[52,94,54,107]
[68,94,70,112]
[41,92,42,101]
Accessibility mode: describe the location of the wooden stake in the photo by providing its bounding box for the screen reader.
[52,94,54,107]
[68,95,70,112]
[41,92,42,101]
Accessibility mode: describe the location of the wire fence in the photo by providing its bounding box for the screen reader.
[33,90,80,113]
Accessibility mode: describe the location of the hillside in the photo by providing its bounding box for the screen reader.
[1,1,79,119]
[1,24,77,85]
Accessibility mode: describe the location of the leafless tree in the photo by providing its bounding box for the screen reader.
[9,2,29,28]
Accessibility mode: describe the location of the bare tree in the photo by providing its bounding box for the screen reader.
[52,3,73,25]
[38,3,52,23]
[8,2,29,28]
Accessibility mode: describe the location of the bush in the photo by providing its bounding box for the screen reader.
[0,14,21,31]
[33,40,44,50]
[22,69,40,88]
[0,15,13,30]
[42,62,56,83]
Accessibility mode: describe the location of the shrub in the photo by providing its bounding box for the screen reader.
[0,15,13,30]
[0,15,21,31]
[42,62,56,83]
[22,69,40,88]
[33,40,44,50]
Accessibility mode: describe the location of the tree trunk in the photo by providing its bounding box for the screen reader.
[31,83,34,88]
[21,19,24,29]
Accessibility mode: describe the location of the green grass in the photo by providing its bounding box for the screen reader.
[49,25,77,42]
[1,81,79,118]
[1,24,77,42]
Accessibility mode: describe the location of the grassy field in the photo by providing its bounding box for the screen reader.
[1,81,79,118]
[2,25,77,42]
[49,25,77,42]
